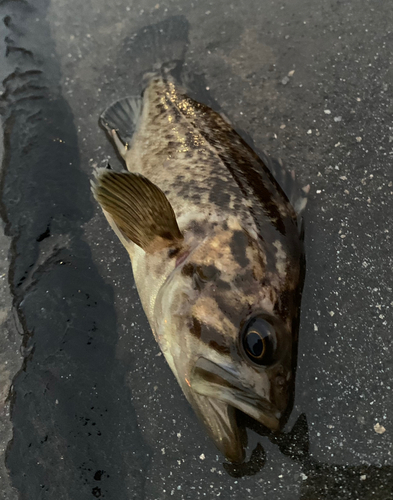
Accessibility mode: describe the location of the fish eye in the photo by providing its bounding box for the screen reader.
[242,317,276,366]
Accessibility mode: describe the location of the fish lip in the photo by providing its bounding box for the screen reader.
[190,357,281,439]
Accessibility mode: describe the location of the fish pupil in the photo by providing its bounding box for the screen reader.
[242,317,276,365]
[246,332,264,358]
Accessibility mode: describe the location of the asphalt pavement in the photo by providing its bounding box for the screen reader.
[0,0,392,499]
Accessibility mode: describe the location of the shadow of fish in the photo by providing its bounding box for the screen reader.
[92,76,307,464]
[244,413,393,499]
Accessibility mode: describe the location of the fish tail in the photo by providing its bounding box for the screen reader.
[99,16,190,150]
[123,15,189,85]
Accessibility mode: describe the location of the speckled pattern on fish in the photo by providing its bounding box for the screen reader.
[93,76,306,463]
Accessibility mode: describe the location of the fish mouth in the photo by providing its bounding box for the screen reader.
[189,357,281,463]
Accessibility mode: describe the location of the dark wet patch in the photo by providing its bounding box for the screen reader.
[0,1,150,498]
[92,487,101,498]
[36,223,50,242]
[94,470,105,481]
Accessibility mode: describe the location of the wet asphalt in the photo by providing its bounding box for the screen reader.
[0,0,392,499]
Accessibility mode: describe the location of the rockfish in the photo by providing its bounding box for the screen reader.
[92,77,306,463]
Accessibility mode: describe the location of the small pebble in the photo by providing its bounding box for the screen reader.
[324,109,331,115]
[374,423,386,434]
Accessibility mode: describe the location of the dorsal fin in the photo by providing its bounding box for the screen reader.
[92,169,183,253]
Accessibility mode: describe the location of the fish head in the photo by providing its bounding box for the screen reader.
[153,225,300,463]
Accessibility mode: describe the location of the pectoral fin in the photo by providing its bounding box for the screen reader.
[99,96,142,157]
[92,169,183,253]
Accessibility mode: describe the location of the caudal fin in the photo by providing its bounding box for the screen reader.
[100,16,190,152]
[120,15,189,85]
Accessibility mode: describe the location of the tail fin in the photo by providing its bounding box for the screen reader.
[100,16,190,153]
[120,15,189,86]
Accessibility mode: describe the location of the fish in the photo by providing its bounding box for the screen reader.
[92,76,307,464]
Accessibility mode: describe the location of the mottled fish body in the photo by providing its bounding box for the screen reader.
[93,77,306,463]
